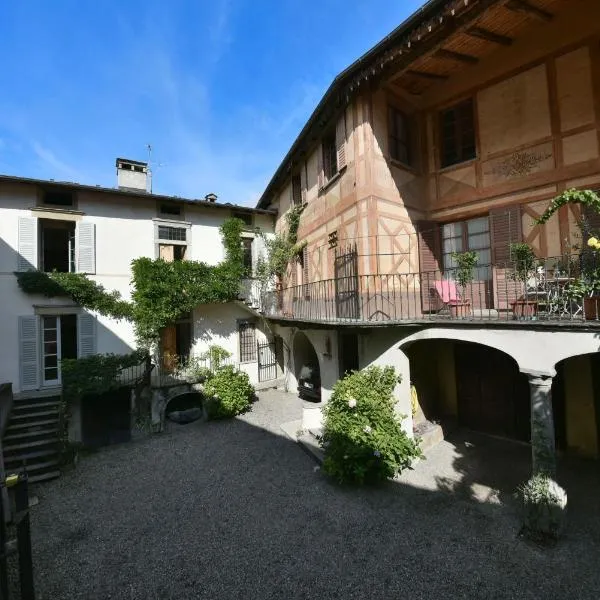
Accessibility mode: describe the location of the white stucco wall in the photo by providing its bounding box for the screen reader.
[191,303,271,384]
[0,181,274,393]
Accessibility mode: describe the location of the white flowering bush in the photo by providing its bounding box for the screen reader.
[518,474,567,542]
[320,366,422,485]
[203,366,254,419]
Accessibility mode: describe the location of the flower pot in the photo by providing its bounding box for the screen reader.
[449,302,471,318]
[512,300,538,320]
[584,296,600,320]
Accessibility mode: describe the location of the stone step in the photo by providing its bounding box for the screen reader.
[5,448,59,468]
[3,438,60,454]
[11,409,59,421]
[7,418,60,431]
[12,400,61,412]
[19,459,60,475]
[28,471,61,484]
[4,427,59,442]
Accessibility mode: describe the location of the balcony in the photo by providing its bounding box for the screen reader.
[259,256,600,328]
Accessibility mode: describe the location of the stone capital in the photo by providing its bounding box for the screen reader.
[527,374,554,390]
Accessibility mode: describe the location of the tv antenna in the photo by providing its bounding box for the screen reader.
[146,143,166,193]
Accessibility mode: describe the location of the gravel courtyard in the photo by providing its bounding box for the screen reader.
[31,390,600,600]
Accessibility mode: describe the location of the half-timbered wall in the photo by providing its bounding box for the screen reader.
[268,0,600,285]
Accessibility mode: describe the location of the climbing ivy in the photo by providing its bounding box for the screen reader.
[535,188,600,225]
[15,217,247,347]
[61,350,149,403]
[15,271,133,320]
[256,204,306,282]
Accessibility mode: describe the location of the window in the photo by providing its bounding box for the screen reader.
[232,211,253,228]
[389,107,410,165]
[159,245,186,261]
[322,131,338,182]
[440,99,476,168]
[158,226,187,241]
[41,189,75,208]
[442,216,491,280]
[40,219,76,272]
[239,321,257,362]
[242,238,253,273]
[155,222,189,262]
[292,174,302,206]
[159,203,182,218]
[41,314,77,385]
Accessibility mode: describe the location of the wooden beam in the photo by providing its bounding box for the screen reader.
[506,0,553,22]
[435,48,479,65]
[407,69,449,81]
[466,26,513,46]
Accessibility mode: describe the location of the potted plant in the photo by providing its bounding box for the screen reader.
[450,251,478,318]
[510,242,539,319]
[518,474,567,544]
[580,237,600,319]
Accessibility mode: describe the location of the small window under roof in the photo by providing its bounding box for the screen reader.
[42,189,75,208]
[159,203,182,217]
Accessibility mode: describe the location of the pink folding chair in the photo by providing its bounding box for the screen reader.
[433,280,471,312]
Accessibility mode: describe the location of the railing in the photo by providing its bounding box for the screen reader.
[239,278,263,308]
[259,255,600,325]
[151,355,240,387]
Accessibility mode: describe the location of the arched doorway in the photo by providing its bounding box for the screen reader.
[405,339,531,442]
[293,331,321,402]
[454,341,530,441]
[552,352,600,458]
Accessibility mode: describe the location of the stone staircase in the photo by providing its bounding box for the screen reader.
[2,396,62,484]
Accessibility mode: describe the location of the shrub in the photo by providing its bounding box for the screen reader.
[203,366,254,419]
[518,474,567,543]
[321,366,422,485]
[199,345,232,370]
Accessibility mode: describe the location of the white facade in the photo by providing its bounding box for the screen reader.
[0,178,275,394]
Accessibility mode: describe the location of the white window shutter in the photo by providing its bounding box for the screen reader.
[78,313,96,357]
[17,217,38,271]
[336,114,347,172]
[19,316,39,391]
[77,222,96,274]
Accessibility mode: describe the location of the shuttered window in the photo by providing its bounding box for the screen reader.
[490,206,522,264]
[389,107,410,165]
[292,174,302,206]
[440,99,476,168]
[322,132,337,182]
[442,217,491,280]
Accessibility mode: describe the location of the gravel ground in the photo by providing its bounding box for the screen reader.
[30,389,600,600]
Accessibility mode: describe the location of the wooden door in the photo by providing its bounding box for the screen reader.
[161,325,178,372]
[455,342,530,441]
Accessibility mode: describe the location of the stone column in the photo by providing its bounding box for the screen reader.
[528,374,556,477]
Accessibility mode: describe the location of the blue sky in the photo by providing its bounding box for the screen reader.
[0,0,422,206]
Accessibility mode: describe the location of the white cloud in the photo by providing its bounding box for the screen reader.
[31,141,82,181]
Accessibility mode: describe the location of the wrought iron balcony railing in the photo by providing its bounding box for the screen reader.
[258,255,600,325]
